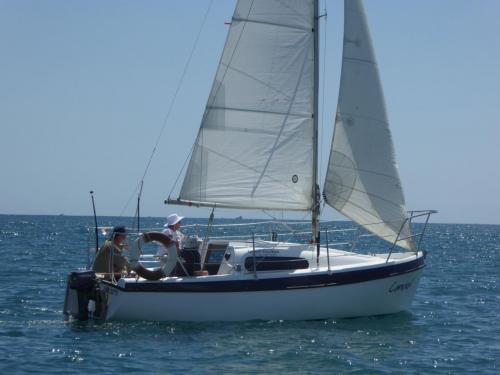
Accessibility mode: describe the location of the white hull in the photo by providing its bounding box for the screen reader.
[101,252,424,322]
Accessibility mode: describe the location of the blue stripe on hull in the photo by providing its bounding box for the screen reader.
[103,256,425,293]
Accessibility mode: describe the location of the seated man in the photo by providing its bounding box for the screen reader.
[161,213,185,251]
[94,226,163,281]
[93,226,131,280]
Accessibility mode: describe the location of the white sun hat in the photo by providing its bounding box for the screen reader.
[165,213,184,227]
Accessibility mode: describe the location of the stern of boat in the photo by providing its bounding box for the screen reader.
[63,270,108,321]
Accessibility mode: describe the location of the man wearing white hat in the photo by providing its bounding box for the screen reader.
[156,213,185,275]
[157,213,208,277]
[160,213,185,253]
[156,214,184,275]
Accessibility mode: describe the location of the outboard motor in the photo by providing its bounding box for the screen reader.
[63,270,96,320]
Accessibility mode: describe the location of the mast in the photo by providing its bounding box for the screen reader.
[311,0,320,242]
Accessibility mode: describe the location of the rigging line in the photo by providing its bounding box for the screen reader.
[119,181,142,217]
[167,142,196,199]
[199,127,203,202]
[139,0,214,187]
[261,209,311,243]
[261,210,296,243]
[261,210,294,232]
[120,2,213,217]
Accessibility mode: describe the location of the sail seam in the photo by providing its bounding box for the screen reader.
[337,201,410,246]
[336,201,405,234]
[207,105,310,119]
[201,124,297,137]
[275,0,308,20]
[331,163,401,181]
[337,111,389,127]
[232,17,311,32]
[329,181,404,210]
[343,56,376,66]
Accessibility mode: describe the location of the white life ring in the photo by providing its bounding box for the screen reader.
[130,232,178,277]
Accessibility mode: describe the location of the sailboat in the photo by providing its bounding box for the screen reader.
[64,0,435,322]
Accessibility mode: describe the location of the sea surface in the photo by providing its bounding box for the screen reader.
[0,214,498,374]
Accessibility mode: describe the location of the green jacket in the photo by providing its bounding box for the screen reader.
[93,240,131,277]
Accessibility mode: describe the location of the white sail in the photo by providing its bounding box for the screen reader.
[179,0,316,211]
[323,0,414,249]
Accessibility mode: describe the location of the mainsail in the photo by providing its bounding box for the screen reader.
[323,0,414,249]
[178,0,316,211]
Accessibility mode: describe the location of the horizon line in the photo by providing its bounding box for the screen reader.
[0,212,498,226]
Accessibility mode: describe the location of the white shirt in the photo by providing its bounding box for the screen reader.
[156,227,184,257]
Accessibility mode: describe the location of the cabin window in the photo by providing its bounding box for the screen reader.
[244,256,309,272]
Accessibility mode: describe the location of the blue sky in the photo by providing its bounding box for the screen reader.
[0,0,499,224]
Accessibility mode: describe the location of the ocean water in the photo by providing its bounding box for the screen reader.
[0,214,498,374]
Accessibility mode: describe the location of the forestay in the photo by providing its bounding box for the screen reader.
[179,0,315,211]
[323,0,414,249]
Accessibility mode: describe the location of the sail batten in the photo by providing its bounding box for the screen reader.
[179,0,316,211]
[323,0,413,249]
